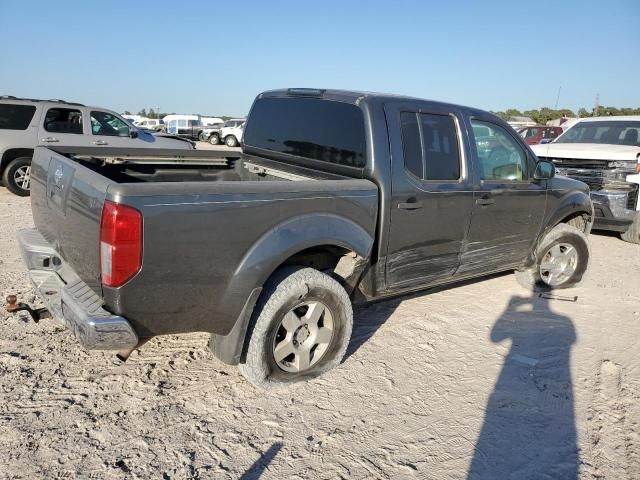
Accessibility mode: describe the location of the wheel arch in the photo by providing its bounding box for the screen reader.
[1,148,34,174]
[209,214,374,365]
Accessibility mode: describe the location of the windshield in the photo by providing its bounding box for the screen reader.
[555,120,640,147]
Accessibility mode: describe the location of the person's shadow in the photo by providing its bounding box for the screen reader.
[468,294,578,479]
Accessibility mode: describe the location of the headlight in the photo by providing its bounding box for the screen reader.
[609,160,636,170]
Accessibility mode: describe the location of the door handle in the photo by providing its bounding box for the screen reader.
[41,137,59,143]
[476,196,495,206]
[398,199,423,210]
[92,140,108,146]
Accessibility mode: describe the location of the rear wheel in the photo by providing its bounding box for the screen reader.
[209,133,220,145]
[225,135,238,147]
[239,267,353,388]
[2,157,32,196]
[515,223,590,290]
[620,213,640,244]
[198,131,208,141]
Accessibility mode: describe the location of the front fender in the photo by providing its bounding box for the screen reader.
[210,213,374,365]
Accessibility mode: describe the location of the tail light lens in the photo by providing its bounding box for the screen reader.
[100,201,142,287]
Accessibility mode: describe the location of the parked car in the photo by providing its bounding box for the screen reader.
[518,125,563,145]
[220,121,244,147]
[164,114,221,140]
[206,118,245,145]
[0,96,194,196]
[136,118,164,132]
[10,88,592,388]
[199,122,224,141]
[531,116,640,243]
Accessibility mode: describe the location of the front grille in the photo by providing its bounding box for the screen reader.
[628,184,639,210]
[539,156,610,169]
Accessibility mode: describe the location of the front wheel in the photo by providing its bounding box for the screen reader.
[3,157,32,196]
[515,223,590,290]
[225,135,238,147]
[208,133,220,145]
[239,267,353,388]
[198,132,208,142]
[620,213,640,244]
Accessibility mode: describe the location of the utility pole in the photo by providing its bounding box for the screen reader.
[594,93,600,117]
[554,85,562,110]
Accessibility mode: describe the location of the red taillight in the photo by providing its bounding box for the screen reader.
[100,201,142,287]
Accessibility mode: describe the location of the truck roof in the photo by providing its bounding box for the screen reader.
[259,88,490,117]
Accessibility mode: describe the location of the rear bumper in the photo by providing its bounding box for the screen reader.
[17,228,139,351]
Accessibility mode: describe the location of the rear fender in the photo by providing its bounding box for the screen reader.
[210,213,374,365]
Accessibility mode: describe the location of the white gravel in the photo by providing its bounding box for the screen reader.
[0,187,638,479]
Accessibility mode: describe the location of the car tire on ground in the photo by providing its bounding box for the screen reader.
[239,267,353,389]
[198,132,208,142]
[515,223,590,291]
[2,157,32,196]
[225,135,238,147]
[620,213,640,244]
[209,134,220,145]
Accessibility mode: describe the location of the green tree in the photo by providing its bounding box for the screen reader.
[138,108,147,117]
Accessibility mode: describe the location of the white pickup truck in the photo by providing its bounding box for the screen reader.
[532,116,640,244]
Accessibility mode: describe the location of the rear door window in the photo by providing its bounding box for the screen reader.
[243,97,367,169]
[0,104,37,130]
[44,108,83,134]
[399,112,461,181]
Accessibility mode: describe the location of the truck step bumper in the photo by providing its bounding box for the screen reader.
[16,228,139,351]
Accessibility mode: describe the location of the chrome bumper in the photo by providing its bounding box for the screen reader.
[16,228,138,351]
[591,190,637,219]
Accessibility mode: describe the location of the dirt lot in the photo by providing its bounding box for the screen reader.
[0,187,638,479]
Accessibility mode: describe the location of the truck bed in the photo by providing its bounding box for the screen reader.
[29,146,378,338]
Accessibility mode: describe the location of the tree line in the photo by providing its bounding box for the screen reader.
[491,106,640,125]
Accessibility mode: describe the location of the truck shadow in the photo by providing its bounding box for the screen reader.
[346,272,510,360]
[346,282,578,478]
[468,293,577,479]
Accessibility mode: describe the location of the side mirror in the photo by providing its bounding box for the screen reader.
[130,129,139,139]
[534,160,555,180]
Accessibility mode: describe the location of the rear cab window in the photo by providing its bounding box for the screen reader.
[0,104,37,130]
[243,96,367,172]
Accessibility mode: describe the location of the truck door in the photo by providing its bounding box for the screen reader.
[38,106,87,147]
[459,117,547,275]
[384,102,474,293]
[167,119,178,135]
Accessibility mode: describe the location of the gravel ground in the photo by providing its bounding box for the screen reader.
[0,187,638,479]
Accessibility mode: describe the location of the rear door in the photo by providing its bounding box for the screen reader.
[38,106,87,147]
[384,102,474,292]
[458,117,546,275]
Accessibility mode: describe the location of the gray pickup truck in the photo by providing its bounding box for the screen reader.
[11,88,593,388]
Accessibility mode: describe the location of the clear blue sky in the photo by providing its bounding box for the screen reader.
[1,0,638,117]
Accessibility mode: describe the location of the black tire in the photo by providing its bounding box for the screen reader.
[198,132,208,142]
[239,267,353,389]
[2,157,32,196]
[515,223,590,291]
[225,135,238,147]
[620,213,640,244]
[208,133,220,145]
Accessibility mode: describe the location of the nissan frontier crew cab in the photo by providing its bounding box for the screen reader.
[10,88,593,388]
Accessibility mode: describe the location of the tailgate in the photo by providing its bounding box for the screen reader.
[30,147,111,295]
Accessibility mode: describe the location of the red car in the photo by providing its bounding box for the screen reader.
[518,125,563,145]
